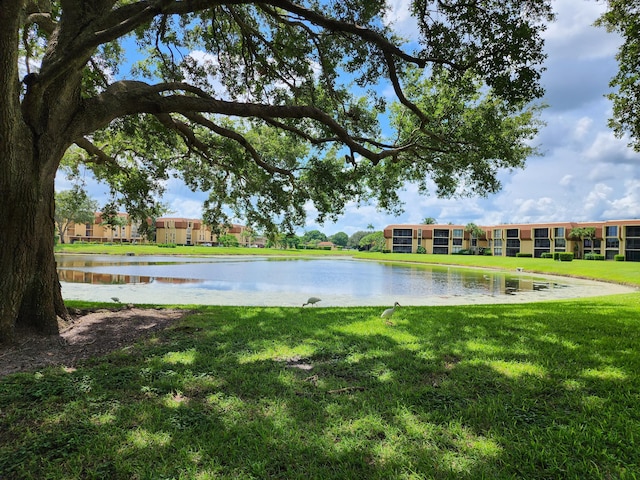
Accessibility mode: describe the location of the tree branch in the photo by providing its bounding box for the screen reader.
[76,80,412,164]
[181,112,295,179]
[262,0,461,69]
[74,136,118,168]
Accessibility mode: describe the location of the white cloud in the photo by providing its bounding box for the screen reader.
[584,132,640,165]
[543,1,620,60]
[559,174,574,187]
[383,0,419,41]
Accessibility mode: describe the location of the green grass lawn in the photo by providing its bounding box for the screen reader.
[5,247,638,478]
[54,242,352,257]
[2,293,640,479]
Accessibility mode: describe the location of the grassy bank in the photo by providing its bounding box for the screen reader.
[54,243,352,257]
[2,294,640,479]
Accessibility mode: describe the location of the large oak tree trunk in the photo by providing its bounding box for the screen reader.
[0,136,68,344]
[0,0,79,344]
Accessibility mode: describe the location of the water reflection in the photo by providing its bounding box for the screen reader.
[56,254,564,300]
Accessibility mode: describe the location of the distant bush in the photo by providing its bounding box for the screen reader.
[382,249,391,254]
[516,253,532,258]
[584,253,605,261]
[453,249,473,255]
[483,250,492,256]
[554,252,574,261]
[417,246,426,254]
[540,252,553,259]
[158,243,177,248]
[614,254,625,262]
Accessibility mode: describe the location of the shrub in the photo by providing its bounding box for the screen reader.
[554,252,574,262]
[614,254,625,262]
[158,243,177,248]
[516,253,532,258]
[483,250,492,256]
[416,246,426,254]
[584,253,605,261]
[540,252,554,259]
[382,249,391,254]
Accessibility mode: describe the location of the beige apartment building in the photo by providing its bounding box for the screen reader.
[61,214,263,247]
[155,217,262,247]
[384,219,640,261]
[61,212,145,244]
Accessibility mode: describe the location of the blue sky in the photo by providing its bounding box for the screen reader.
[56,0,640,236]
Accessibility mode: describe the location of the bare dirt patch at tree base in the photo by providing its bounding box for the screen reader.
[0,307,188,378]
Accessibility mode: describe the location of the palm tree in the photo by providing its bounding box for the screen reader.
[465,222,486,254]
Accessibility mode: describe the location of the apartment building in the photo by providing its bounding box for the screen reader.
[155,217,261,247]
[61,212,145,244]
[383,219,640,261]
[61,214,263,247]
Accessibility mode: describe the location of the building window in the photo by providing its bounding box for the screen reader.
[506,228,519,238]
[493,247,502,256]
[433,229,449,238]
[627,238,640,249]
[394,237,412,245]
[554,227,564,238]
[452,229,463,238]
[605,225,620,259]
[626,226,640,237]
[434,237,448,246]
[533,228,550,257]
[625,226,640,261]
[493,229,502,240]
[606,238,619,249]
[433,246,449,254]
[392,228,413,253]
[452,237,463,254]
[506,238,520,257]
[534,239,550,248]
[584,239,601,254]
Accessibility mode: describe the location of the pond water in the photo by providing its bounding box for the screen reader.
[55,254,589,307]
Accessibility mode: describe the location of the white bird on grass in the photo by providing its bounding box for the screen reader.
[381,302,401,319]
[303,297,322,307]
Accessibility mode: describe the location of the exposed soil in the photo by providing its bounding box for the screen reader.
[0,307,188,378]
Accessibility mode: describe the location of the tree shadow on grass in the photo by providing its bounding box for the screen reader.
[1,300,639,479]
